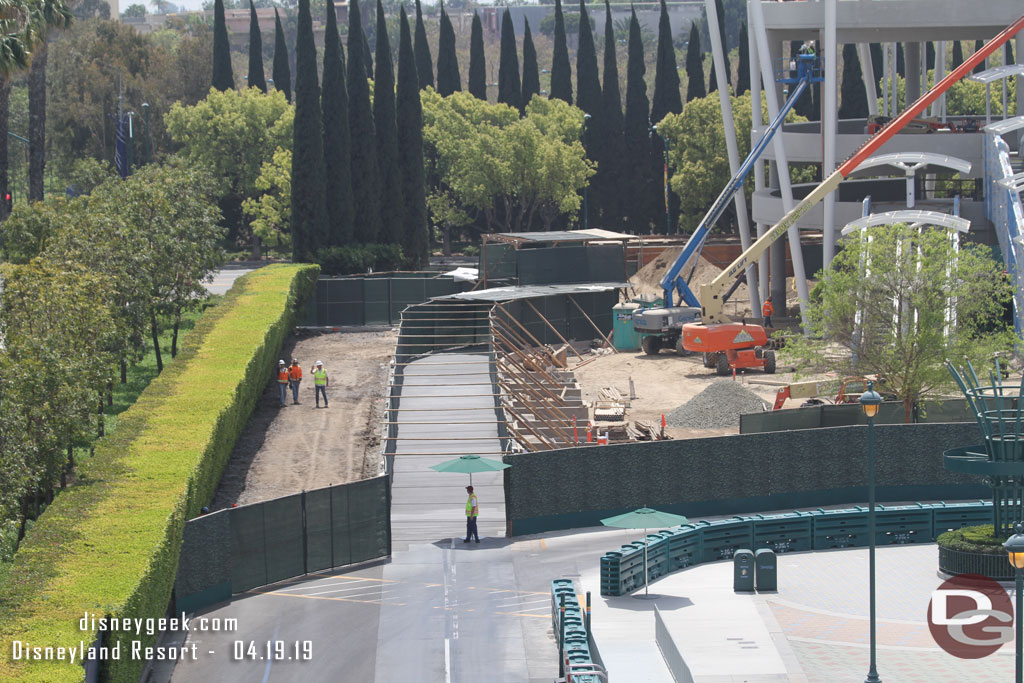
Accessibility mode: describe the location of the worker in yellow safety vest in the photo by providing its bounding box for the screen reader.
[276,360,289,407]
[464,485,480,543]
[312,360,329,409]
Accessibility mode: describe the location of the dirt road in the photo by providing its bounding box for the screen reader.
[212,329,395,508]
[573,348,822,439]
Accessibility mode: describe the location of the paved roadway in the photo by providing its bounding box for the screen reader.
[205,264,259,296]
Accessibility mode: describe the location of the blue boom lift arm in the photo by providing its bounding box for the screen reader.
[659,54,821,308]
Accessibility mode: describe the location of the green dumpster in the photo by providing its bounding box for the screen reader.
[612,303,641,351]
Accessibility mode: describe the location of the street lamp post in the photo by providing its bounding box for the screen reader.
[126,111,135,177]
[860,381,883,683]
[142,102,151,166]
[1005,524,1024,683]
[649,124,670,235]
[582,113,591,231]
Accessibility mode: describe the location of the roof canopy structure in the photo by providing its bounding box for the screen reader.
[483,229,634,246]
[840,210,971,235]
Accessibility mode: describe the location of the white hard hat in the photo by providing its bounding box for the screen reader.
[279,360,285,365]
[316,360,323,366]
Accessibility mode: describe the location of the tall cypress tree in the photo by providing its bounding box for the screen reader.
[549,0,572,104]
[736,20,749,96]
[599,0,625,230]
[397,7,429,267]
[869,43,883,88]
[437,4,461,95]
[838,43,868,119]
[951,40,964,69]
[497,8,522,111]
[651,0,681,124]
[322,0,353,245]
[1006,41,1014,66]
[897,43,905,76]
[521,18,540,106]
[290,0,328,261]
[212,0,234,91]
[926,41,935,71]
[363,25,373,79]
[973,40,985,74]
[348,0,381,243]
[707,0,729,94]
[375,0,403,245]
[684,22,705,102]
[624,8,654,233]
[575,0,600,116]
[414,0,433,89]
[272,9,291,102]
[469,12,487,100]
[247,0,266,92]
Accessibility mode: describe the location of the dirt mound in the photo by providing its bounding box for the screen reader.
[629,247,752,311]
[665,380,768,429]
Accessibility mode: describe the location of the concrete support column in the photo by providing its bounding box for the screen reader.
[906,42,921,104]
[1017,33,1023,123]
[750,0,811,326]
[705,0,760,315]
[822,0,838,268]
[882,44,889,116]
[935,41,946,121]
[750,20,769,302]
[891,43,899,115]
[857,43,878,117]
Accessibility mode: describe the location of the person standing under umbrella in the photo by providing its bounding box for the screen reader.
[464,485,480,543]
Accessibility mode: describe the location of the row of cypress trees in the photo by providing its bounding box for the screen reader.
[211,0,429,265]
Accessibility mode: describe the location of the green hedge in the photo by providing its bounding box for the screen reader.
[0,264,319,682]
[937,525,1007,556]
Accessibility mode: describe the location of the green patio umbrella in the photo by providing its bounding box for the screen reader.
[601,507,689,597]
[429,455,510,486]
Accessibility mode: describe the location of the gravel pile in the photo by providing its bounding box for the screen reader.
[665,380,769,429]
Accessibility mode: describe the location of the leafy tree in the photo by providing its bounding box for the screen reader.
[624,8,654,233]
[651,0,681,124]
[414,0,433,90]
[421,91,593,233]
[468,12,486,100]
[838,43,868,119]
[247,0,266,92]
[165,88,293,246]
[951,40,964,69]
[122,4,147,18]
[497,8,521,111]
[549,0,572,105]
[658,91,805,233]
[436,3,460,95]
[597,0,625,231]
[212,0,234,91]
[348,0,382,242]
[685,22,704,102]
[273,8,292,102]
[736,20,749,96]
[784,223,1015,422]
[521,18,539,106]
[290,0,328,260]
[0,197,72,264]
[322,0,353,246]
[242,148,291,251]
[374,0,403,245]
[397,7,428,267]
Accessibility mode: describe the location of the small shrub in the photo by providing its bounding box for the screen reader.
[937,524,1007,556]
[316,243,404,275]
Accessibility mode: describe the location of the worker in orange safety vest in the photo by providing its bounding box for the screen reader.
[761,297,775,329]
[287,359,303,405]
[276,360,289,406]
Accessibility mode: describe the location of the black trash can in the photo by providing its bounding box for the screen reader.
[755,548,777,592]
[733,549,755,592]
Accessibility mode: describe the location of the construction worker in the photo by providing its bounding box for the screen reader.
[276,360,289,406]
[762,296,775,329]
[312,360,329,408]
[799,41,815,57]
[464,485,480,543]
[288,359,302,405]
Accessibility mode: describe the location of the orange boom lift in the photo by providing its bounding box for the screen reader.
[682,14,1024,372]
